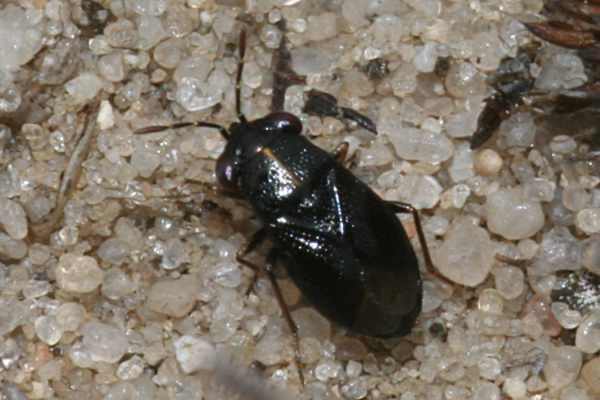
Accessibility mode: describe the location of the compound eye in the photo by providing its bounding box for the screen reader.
[261,112,302,135]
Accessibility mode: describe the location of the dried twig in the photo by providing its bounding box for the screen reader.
[31,103,99,241]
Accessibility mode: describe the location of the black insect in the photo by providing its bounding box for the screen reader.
[470,45,538,149]
[138,28,438,378]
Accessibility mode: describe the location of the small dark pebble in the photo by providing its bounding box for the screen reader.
[362,58,389,81]
[427,320,448,341]
[434,57,451,78]
[559,328,576,346]
[551,271,600,313]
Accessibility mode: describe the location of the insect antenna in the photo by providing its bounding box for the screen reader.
[136,121,230,140]
[236,28,247,124]
[136,29,249,139]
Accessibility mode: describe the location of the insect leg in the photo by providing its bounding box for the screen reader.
[332,141,360,169]
[271,19,306,112]
[332,142,349,164]
[303,90,378,134]
[235,228,269,294]
[264,249,305,386]
[386,201,453,285]
[236,28,248,123]
[236,240,305,384]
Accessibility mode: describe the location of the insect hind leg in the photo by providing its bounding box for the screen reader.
[386,201,453,286]
[235,232,305,385]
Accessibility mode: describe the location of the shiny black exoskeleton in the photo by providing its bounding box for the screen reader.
[138,29,431,339]
[218,111,423,337]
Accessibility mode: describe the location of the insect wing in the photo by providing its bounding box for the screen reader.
[269,165,422,337]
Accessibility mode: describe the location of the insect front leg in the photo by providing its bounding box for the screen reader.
[236,227,269,294]
[386,201,453,285]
